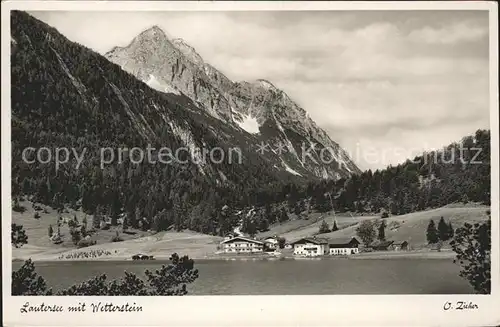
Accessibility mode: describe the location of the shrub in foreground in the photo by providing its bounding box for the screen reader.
[450,219,491,294]
[12,253,198,296]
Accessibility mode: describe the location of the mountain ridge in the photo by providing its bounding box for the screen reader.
[105,25,361,179]
[11,10,307,236]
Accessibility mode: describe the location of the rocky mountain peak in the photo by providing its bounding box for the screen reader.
[255,79,277,90]
[131,25,169,47]
[142,25,168,38]
[171,38,205,67]
[105,25,361,179]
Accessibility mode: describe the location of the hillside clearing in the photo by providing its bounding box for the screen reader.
[316,205,490,249]
[11,200,152,248]
[258,211,379,241]
[12,200,221,261]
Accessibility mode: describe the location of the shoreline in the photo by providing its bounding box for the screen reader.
[12,250,456,263]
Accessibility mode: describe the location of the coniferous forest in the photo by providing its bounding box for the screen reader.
[11,11,491,238]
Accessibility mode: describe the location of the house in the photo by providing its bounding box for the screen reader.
[391,241,409,251]
[263,236,279,250]
[370,240,394,251]
[291,237,329,257]
[220,236,264,253]
[329,237,360,255]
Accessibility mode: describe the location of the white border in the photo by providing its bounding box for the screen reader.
[2,1,499,326]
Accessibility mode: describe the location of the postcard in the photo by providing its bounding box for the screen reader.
[2,1,499,326]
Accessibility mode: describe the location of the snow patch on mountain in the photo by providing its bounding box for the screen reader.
[144,74,181,95]
[235,112,260,134]
[145,74,180,95]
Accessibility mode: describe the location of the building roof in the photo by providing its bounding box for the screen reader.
[291,237,329,245]
[392,241,408,245]
[370,240,394,248]
[328,237,360,248]
[220,236,264,245]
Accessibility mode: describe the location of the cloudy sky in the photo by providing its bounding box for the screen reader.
[31,10,490,170]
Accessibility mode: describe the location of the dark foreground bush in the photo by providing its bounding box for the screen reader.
[12,260,53,295]
[12,253,198,296]
[450,218,491,294]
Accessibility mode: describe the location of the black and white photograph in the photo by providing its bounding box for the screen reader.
[2,1,499,326]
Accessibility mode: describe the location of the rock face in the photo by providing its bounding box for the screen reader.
[105,26,361,179]
[105,26,233,122]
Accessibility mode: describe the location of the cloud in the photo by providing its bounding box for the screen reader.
[408,22,488,44]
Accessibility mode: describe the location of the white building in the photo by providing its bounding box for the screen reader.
[329,237,360,255]
[263,236,279,250]
[291,237,329,257]
[220,236,264,253]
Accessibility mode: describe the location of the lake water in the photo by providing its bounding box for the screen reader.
[12,258,473,295]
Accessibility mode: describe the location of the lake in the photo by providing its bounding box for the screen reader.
[12,258,473,295]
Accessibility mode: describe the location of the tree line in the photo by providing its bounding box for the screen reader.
[426,217,454,245]
[11,11,491,241]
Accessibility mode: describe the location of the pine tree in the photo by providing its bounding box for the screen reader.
[71,229,81,245]
[173,196,184,232]
[319,220,330,234]
[438,216,450,241]
[122,213,129,230]
[111,208,119,226]
[259,218,269,232]
[93,205,102,230]
[278,208,289,223]
[448,221,454,239]
[378,220,386,241]
[110,192,120,226]
[12,223,28,248]
[48,225,53,238]
[426,219,439,244]
[246,219,257,237]
[277,237,286,249]
[332,220,339,231]
[134,207,141,229]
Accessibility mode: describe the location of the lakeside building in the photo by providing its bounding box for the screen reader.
[223,233,237,241]
[329,237,360,255]
[263,236,279,250]
[391,241,409,251]
[291,237,329,257]
[220,236,264,253]
[369,240,394,251]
